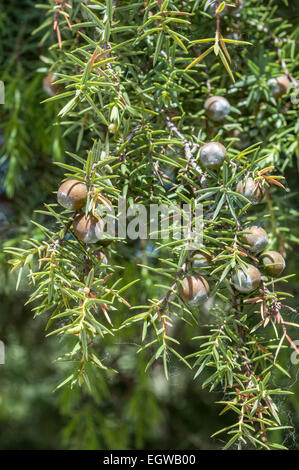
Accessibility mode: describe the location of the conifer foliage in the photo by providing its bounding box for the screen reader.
[4,0,299,449]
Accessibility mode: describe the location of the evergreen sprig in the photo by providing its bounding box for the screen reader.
[4,0,299,449]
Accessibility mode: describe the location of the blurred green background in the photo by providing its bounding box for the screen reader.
[0,0,298,450]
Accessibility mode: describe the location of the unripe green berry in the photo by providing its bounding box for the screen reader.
[204,96,230,121]
[241,226,268,253]
[179,275,210,306]
[199,142,226,170]
[261,251,285,277]
[231,265,261,293]
[57,179,88,210]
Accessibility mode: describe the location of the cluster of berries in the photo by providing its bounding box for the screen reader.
[179,76,289,306]
[50,62,289,307]
[179,225,285,305]
[57,180,108,266]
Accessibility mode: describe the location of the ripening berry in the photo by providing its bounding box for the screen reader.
[199,142,226,170]
[43,73,62,97]
[241,226,269,253]
[93,249,108,265]
[204,96,230,121]
[179,275,210,306]
[191,252,211,272]
[73,214,104,244]
[57,179,88,210]
[57,180,88,210]
[236,177,265,204]
[231,265,261,293]
[261,251,285,277]
[268,75,290,99]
